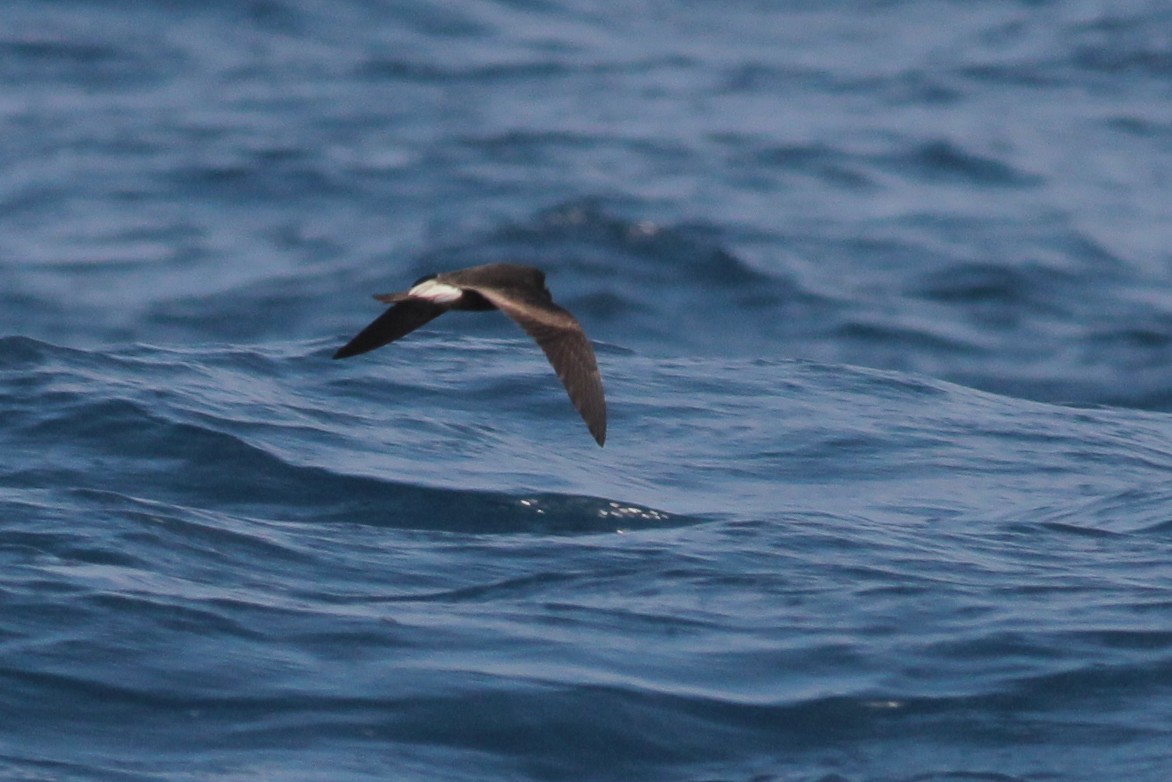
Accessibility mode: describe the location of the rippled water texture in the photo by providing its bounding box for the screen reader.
[2,2,1171,781]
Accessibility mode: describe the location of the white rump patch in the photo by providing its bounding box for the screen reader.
[409,279,463,304]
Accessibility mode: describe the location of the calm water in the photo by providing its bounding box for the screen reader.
[2,1,1171,780]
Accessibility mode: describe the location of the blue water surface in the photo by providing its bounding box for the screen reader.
[2,1,1171,780]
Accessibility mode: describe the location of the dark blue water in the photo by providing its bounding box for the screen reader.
[3,1,1172,780]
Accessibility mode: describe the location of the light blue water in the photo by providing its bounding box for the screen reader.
[2,2,1171,780]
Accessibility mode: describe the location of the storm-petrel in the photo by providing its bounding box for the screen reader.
[334,263,607,446]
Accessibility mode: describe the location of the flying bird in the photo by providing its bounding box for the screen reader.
[334,263,607,446]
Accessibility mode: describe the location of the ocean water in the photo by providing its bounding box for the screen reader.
[2,1,1171,780]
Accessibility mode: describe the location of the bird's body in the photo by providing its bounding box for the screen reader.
[334,263,607,446]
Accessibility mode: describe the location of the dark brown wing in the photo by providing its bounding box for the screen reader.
[333,297,446,359]
[468,284,606,446]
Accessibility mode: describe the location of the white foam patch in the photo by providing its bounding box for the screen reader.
[408,279,463,304]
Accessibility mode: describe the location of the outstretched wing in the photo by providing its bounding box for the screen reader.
[467,284,607,446]
[333,298,446,359]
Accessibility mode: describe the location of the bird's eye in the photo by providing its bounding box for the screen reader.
[412,274,437,287]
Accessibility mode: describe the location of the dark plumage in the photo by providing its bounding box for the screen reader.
[334,263,607,446]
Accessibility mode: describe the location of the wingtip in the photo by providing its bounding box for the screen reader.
[333,342,369,359]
